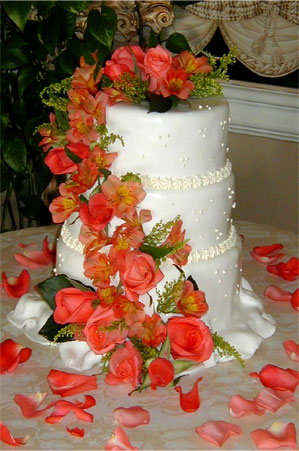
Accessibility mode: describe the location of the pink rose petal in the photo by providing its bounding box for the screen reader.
[283,340,299,362]
[14,236,55,269]
[1,270,30,298]
[175,377,202,413]
[14,392,55,418]
[0,421,31,447]
[252,244,284,256]
[251,422,297,450]
[251,251,285,264]
[47,369,98,397]
[66,427,85,438]
[0,339,32,374]
[264,285,292,302]
[45,396,95,424]
[105,426,138,450]
[254,387,295,412]
[113,406,150,428]
[291,289,299,311]
[229,394,265,417]
[195,421,242,447]
[18,242,36,249]
[250,364,299,392]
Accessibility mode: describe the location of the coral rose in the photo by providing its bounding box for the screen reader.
[79,193,115,232]
[144,45,172,92]
[148,357,174,388]
[105,341,142,388]
[83,305,128,354]
[105,45,146,80]
[167,316,213,363]
[54,287,97,324]
[120,250,164,302]
[45,147,77,175]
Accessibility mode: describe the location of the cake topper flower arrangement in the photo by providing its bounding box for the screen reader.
[37,45,242,393]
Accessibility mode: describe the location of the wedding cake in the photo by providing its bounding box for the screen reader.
[8,45,275,381]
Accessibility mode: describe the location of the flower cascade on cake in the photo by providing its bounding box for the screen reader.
[36,45,243,388]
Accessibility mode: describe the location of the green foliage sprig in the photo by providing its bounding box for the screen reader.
[40,77,72,111]
[95,124,124,149]
[121,172,142,184]
[130,337,159,366]
[144,216,180,247]
[53,323,85,343]
[113,72,148,104]
[156,272,185,314]
[212,331,244,367]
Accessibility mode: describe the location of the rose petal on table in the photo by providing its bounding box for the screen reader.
[14,251,52,269]
[250,364,299,392]
[251,251,285,264]
[14,392,56,418]
[254,387,295,412]
[0,339,32,374]
[73,394,96,410]
[105,426,138,450]
[229,394,265,417]
[252,244,284,256]
[175,377,202,413]
[264,285,292,302]
[42,236,56,262]
[283,340,299,362]
[266,257,299,281]
[18,242,36,249]
[195,421,242,447]
[0,421,31,447]
[1,270,30,298]
[251,422,297,450]
[45,397,94,424]
[113,406,150,428]
[291,289,299,311]
[47,369,97,397]
[66,426,85,438]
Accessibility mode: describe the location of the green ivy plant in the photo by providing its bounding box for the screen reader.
[1,1,117,231]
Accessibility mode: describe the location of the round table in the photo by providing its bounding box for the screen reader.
[0,221,298,450]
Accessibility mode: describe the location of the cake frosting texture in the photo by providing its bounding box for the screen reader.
[54,97,275,369]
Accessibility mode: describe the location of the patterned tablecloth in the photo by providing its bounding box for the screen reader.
[0,221,298,450]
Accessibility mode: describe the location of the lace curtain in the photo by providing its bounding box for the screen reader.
[164,1,299,77]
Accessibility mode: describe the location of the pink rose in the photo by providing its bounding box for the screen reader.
[105,45,146,81]
[148,357,174,388]
[83,305,127,354]
[144,45,172,92]
[104,341,142,388]
[54,287,97,324]
[167,316,214,363]
[45,147,77,175]
[79,193,115,232]
[120,250,164,302]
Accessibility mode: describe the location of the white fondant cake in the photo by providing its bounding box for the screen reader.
[55,97,276,368]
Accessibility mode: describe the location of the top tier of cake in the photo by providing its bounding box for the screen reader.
[106,97,229,178]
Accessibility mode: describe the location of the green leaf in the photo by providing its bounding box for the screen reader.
[148,28,159,48]
[159,334,171,360]
[18,66,36,96]
[38,314,74,343]
[54,107,69,130]
[33,1,56,13]
[8,47,30,67]
[58,1,90,13]
[2,1,32,32]
[140,244,174,260]
[166,32,191,54]
[60,11,76,41]
[86,6,116,49]
[33,156,52,196]
[39,11,62,56]
[172,359,195,375]
[147,92,172,113]
[37,275,75,310]
[21,194,51,224]
[58,51,78,75]
[0,159,11,192]
[65,146,82,164]
[187,275,199,291]
[2,136,27,174]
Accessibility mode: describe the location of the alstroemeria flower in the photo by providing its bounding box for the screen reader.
[105,426,138,450]
[291,288,299,311]
[14,392,55,418]
[80,91,108,123]
[47,369,97,397]
[251,243,284,264]
[84,251,116,288]
[49,192,79,223]
[283,340,299,362]
[250,364,299,392]
[71,54,103,95]
[161,218,191,267]
[0,422,31,447]
[0,339,31,374]
[160,67,194,100]
[89,144,118,173]
[253,387,295,412]
[148,357,174,388]
[38,112,65,152]
[176,280,208,318]
[175,377,202,413]
[195,421,242,447]
[251,422,297,450]
[264,285,293,302]
[228,394,265,417]
[66,427,85,438]
[113,406,150,428]
[105,341,142,389]
[267,256,299,281]
[14,236,55,269]
[101,175,146,219]
[172,51,212,75]
[1,269,30,298]
[45,395,96,424]
[72,159,99,191]
[128,313,165,347]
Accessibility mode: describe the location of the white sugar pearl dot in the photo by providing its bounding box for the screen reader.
[231,190,235,194]
[226,147,230,151]
[199,235,203,239]
[232,202,236,208]
[224,294,228,298]
[215,228,219,232]
[228,187,231,191]
[226,218,230,222]
[53,268,57,274]
[199,105,203,110]
[223,211,226,215]
[210,199,214,203]
[218,279,222,283]
[196,218,200,222]
[222,270,226,274]
[58,264,62,268]
[229,195,232,199]
[220,121,223,126]
[198,128,202,133]
[192,209,196,214]
[58,253,62,258]
[224,120,227,125]
[204,127,207,131]
[208,157,212,162]
[199,210,203,214]
[202,134,206,139]
[215,270,219,275]
[221,143,225,147]
[208,106,212,110]
[240,268,243,272]
[229,117,231,123]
